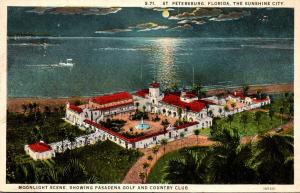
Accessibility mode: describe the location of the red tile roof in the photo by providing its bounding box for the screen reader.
[97,102,134,111]
[28,142,52,153]
[199,99,218,105]
[136,89,149,98]
[91,92,133,105]
[175,121,199,129]
[162,93,206,112]
[149,82,160,88]
[84,119,198,143]
[69,104,83,113]
[252,98,270,103]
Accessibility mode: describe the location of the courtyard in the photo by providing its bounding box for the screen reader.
[107,111,178,136]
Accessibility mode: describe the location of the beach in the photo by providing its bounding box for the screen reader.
[7,83,293,113]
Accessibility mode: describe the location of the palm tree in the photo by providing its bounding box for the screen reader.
[152,146,159,161]
[242,85,250,95]
[177,107,182,119]
[248,133,294,184]
[68,133,76,149]
[160,138,168,154]
[279,107,284,124]
[28,103,34,114]
[268,109,275,121]
[21,104,27,115]
[143,162,150,178]
[254,111,262,126]
[180,132,185,148]
[60,128,67,152]
[288,105,293,120]
[208,128,256,183]
[193,129,200,145]
[139,171,146,184]
[240,113,248,130]
[218,108,223,117]
[147,155,153,162]
[32,102,38,121]
[224,105,229,116]
[227,114,234,128]
[162,148,209,184]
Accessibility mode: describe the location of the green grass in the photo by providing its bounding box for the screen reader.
[215,110,287,136]
[147,146,207,183]
[147,150,182,183]
[55,140,142,183]
[7,112,86,163]
[200,127,211,136]
[7,112,142,183]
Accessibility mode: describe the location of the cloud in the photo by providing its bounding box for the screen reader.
[95,28,132,34]
[169,24,193,31]
[152,8,175,11]
[94,22,169,34]
[133,22,169,32]
[27,7,122,15]
[209,11,250,21]
[169,8,222,20]
[177,19,206,25]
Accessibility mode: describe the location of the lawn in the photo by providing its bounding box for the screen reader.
[215,110,287,136]
[55,140,142,183]
[7,111,142,183]
[7,112,86,163]
[147,146,207,183]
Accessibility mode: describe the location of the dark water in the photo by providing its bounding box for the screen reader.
[7,37,293,98]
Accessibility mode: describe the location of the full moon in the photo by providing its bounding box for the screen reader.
[162,10,169,18]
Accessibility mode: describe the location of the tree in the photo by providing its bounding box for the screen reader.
[208,128,257,183]
[254,111,262,126]
[162,148,209,184]
[152,146,160,161]
[288,105,293,120]
[227,115,234,128]
[142,105,146,112]
[180,132,185,148]
[68,133,76,150]
[21,104,27,115]
[28,103,34,114]
[279,107,284,124]
[160,138,168,154]
[240,113,249,130]
[147,155,153,162]
[193,129,200,145]
[248,133,294,184]
[139,171,146,184]
[177,108,182,119]
[268,109,275,121]
[218,108,223,117]
[44,106,51,119]
[243,85,250,95]
[192,83,206,98]
[60,128,67,152]
[143,162,150,178]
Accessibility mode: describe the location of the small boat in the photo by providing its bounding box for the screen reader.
[59,59,74,67]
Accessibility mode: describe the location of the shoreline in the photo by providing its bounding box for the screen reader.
[7,83,293,113]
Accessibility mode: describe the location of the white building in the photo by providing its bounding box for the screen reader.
[24,141,55,160]
[65,91,135,127]
[135,83,213,128]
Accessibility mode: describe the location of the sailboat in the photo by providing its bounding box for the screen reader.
[59,59,74,67]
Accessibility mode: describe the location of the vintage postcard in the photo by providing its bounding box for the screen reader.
[0,0,299,192]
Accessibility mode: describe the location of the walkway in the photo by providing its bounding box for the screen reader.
[122,120,294,184]
[122,135,215,184]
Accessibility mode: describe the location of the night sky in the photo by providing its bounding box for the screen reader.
[8,7,294,38]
